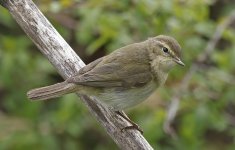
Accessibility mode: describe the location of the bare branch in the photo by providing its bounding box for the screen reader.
[0,0,153,149]
[164,10,235,138]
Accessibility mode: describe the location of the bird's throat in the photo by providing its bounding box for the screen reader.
[151,59,168,86]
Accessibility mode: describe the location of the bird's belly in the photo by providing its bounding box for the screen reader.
[95,81,157,110]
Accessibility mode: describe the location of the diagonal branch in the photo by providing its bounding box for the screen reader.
[164,10,235,138]
[0,0,153,149]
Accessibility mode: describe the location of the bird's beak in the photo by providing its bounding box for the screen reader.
[174,58,185,66]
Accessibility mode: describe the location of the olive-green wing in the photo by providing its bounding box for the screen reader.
[67,42,153,88]
[68,62,152,88]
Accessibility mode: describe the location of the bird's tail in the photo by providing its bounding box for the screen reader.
[27,81,77,101]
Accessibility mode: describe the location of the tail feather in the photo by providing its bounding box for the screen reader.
[27,81,77,101]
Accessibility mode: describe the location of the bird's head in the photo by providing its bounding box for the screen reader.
[148,35,185,72]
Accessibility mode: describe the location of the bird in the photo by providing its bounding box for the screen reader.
[27,35,184,133]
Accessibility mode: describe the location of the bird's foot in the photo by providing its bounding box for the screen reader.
[121,124,143,134]
[115,111,143,134]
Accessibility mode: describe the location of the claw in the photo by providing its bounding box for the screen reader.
[121,125,144,134]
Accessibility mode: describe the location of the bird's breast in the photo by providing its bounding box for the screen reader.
[95,80,158,110]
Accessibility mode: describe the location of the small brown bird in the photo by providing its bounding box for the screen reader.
[27,35,184,133]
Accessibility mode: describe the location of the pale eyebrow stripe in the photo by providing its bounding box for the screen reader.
[162,42,176,58]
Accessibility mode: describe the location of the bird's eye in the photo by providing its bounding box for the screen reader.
[162,47,168,53]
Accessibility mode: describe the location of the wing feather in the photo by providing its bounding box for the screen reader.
[67,42,153,88]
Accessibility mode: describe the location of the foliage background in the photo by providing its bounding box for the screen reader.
[0,0,235,149]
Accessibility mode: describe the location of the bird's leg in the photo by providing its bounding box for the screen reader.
[115,110,143,134]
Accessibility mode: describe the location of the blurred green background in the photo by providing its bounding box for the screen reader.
[0,0,235,149]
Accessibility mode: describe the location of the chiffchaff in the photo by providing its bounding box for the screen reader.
[27,35,184,133]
